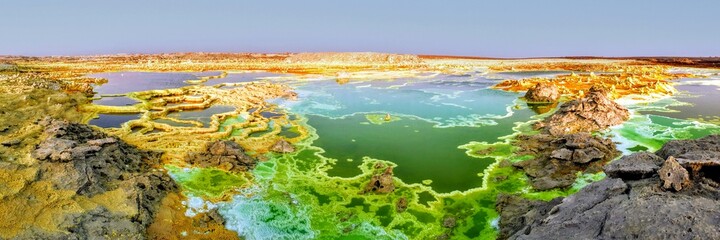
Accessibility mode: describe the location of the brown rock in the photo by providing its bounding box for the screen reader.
[659,156,690,191]
[86,137,117,146]
[270,139,295,153]
[513,132,620,190]
[396,197,408,213]
[524,82,559,103]
[186,141,257,172]
[544,87,629,136]
[362,165,395,194]
[442,216,457,229]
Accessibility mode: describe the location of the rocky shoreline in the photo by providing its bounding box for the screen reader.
[495,82,720,239]
[498,135,720,239]
[510,86,629,190]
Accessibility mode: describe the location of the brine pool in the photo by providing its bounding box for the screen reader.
[87,70,720,239]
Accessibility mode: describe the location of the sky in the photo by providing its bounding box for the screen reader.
[1,0,718,57]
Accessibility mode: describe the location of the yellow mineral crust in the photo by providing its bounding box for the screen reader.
[493,66,694,99]
[84,81,305,163]
[147,192,240,239]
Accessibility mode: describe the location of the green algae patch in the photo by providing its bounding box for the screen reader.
[365,113,401,125]
[460,141,516,159]
[218,115,246,132]
[166,165,251,198]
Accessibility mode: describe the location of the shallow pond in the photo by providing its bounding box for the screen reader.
[89,113,141,128]
[166,105,237,127]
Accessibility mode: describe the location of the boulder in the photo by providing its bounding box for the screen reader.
[604,152,664,180]
[659,156,690,191]
[656,135,720,159]
[495,194,562,239]
[524,82,560,103]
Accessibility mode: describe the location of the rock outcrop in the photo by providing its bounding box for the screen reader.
[12,118,179,239]
[604,152,663,179]
[511,86,627,190]
[512,133,620,190]
[495,194,563,239]
[524,82,559,103]
[542,87,630,136]
[498,135,720,240]
[270,139,295,153]
[362,163,395,194]
[185,140,257,172]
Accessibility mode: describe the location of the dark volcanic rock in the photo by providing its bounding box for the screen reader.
[26,119,178,239]
[513,132,620,190]
[185,140,257,172]
[543,87,630,136]
[65,208,145,239]
[524,82,560,103]
[33,119,165,197]
[495,194,562,239]
[604,152,664,180]
[656,135,720,159]
[500,136,720,240]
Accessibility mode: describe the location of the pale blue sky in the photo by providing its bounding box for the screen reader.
[1,0,718,57]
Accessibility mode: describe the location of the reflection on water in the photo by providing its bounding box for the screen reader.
[641,78,720,123]
[89,72,201,95]
[203,72,287,85]
[89,113,141,128]
[527,102,559,114]
[154,118,195,127]
[488,70,573,79]
[166,105,236,127]
[92,96,139,106]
